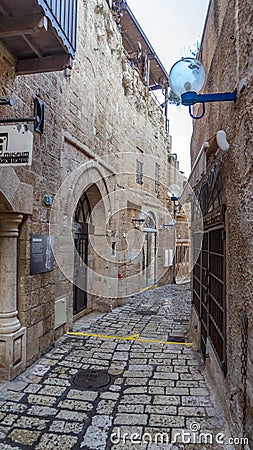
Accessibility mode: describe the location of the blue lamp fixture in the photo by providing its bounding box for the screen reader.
[169,57,237,119]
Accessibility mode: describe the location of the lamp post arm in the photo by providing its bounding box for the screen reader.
[197,91,237,103]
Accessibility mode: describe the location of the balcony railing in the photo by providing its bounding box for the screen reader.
[39,0,77,56]
[0,0,78,75]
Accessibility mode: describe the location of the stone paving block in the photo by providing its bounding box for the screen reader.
[116,344,131,351]
[178,406,206,416]
[166,387,189,395]
[4,381,28,392]
[58,399,93,411]
[14,416,49,430]
[172,359,187,365]
[93,352,113,360]
[27,394,57,407]
[128,364,154,371]
[180,373,203,381]
[0,391,25,402]
[153,372,179,380]
[37,385,67,397]
[42,378,71,387]
[92,414,113,429]
[0,425,11,439]
[24,383,42,393]
[100,392,120,400]
[26,405,57,417]
[112,352,129,360]
[80,426,108,449]
[149,414,185,428]
[153,395,181,405]
[0,414,18,426]
[190,387,210,396]
[96,399,116,414]
[56,410,88,422]
[176,380,199,388]
[114,413,148,425]
[148,387,165,395]
[8,428,41,446]
[117,404,144,413]
[124,386,148,394]
[149,380,175,387]
[130,352,153,358]
[124,377,150,385]
[145,405,177,415]
[0,444,20,450]
[173,366,189,373]
[123,370,153,378]
[1,402,28,413]
[35,433,78,449]
[181,395,213,407]
[49,419,84,434]
[129,358,148,364]
[121,394,152,404]
[67,389,98,402]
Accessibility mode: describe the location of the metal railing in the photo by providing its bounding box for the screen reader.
[38,0,77,56]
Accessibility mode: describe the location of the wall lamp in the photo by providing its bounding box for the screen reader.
[169,57,237,119]
[132,211,146,227]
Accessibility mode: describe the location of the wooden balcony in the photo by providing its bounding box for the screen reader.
[0,0,77,75]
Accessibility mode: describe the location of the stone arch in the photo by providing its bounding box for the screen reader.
[50,160,115,295]
[0,168,33,214]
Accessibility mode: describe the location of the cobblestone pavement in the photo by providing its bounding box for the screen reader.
[0,284,233,450]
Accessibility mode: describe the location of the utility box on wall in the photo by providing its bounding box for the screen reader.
[54,297,67,329]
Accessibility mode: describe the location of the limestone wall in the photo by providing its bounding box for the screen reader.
[0,0,175,375]
[190,0,253,444]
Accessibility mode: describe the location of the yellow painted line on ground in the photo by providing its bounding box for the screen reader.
[66,331,192,347]
[140,284,158,293]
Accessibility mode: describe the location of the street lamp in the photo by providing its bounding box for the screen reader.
[169,57,237,119]
[132,211,146,227]
[167,185,181,284]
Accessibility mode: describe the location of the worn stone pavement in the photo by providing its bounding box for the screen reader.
[0,284,234,450]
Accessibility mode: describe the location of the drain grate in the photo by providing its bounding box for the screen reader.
[71,369,111,390]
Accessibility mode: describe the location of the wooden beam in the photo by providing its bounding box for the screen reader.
[16,54,73,75]
[0,14,47,38]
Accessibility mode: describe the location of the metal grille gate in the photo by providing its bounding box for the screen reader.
[193,225,226,373]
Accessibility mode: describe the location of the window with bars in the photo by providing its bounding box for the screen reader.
[136,159,143,184]
[155,163,160,193]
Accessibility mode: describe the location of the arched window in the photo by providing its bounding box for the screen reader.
[74,192,91,223]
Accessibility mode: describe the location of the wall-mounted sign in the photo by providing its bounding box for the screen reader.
[0,123,33,166]
[30,234,54,275]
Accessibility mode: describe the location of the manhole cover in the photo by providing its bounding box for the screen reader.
[72,369,111,390]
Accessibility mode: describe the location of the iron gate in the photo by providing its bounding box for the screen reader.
[193,225,226,373]
[73,222,88,314]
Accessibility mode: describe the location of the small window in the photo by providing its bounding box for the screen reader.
[136,159,143,184]
[155,163,160,193]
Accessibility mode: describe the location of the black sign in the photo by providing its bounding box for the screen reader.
[30,234,54,275]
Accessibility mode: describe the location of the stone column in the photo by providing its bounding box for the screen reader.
[0,213,27,380]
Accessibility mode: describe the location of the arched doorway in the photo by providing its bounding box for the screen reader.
[73,191,92,315]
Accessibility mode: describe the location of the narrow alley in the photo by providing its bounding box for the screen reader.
[0,284,235,450]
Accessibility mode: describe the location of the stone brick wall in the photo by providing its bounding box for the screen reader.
[190,0,253,444]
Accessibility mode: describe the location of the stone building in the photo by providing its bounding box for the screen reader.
[188,0,252,445]
[0,0,181,381]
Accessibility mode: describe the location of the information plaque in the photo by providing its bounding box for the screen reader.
[30,234,54,275]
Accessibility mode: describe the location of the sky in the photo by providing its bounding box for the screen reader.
[127,0,210,176]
